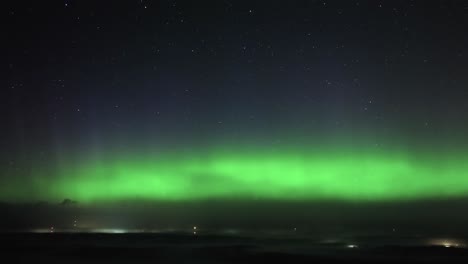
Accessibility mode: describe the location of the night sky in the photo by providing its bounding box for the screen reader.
[3,0,468,209]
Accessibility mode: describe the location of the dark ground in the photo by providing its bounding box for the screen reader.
[3,233,468,263]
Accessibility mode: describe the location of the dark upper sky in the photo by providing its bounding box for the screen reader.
[3,0,468,200]
[5,0,468,149]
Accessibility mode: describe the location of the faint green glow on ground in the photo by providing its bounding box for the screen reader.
[3,146,468,202]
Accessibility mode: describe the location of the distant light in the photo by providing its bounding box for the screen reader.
[427,239,466,248]
[193,226,197,230]
[93,229,127,234]
[193,231,197,235]
[347,244,358,248]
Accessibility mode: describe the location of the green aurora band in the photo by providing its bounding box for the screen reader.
[2,146,468,203]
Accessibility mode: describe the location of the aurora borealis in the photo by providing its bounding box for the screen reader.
[2,144,468,203]
[4,0,468,210]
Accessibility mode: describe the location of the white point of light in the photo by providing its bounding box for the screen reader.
[427,238,467,248]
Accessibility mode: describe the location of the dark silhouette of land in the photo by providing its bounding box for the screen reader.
[3,232,468,263]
